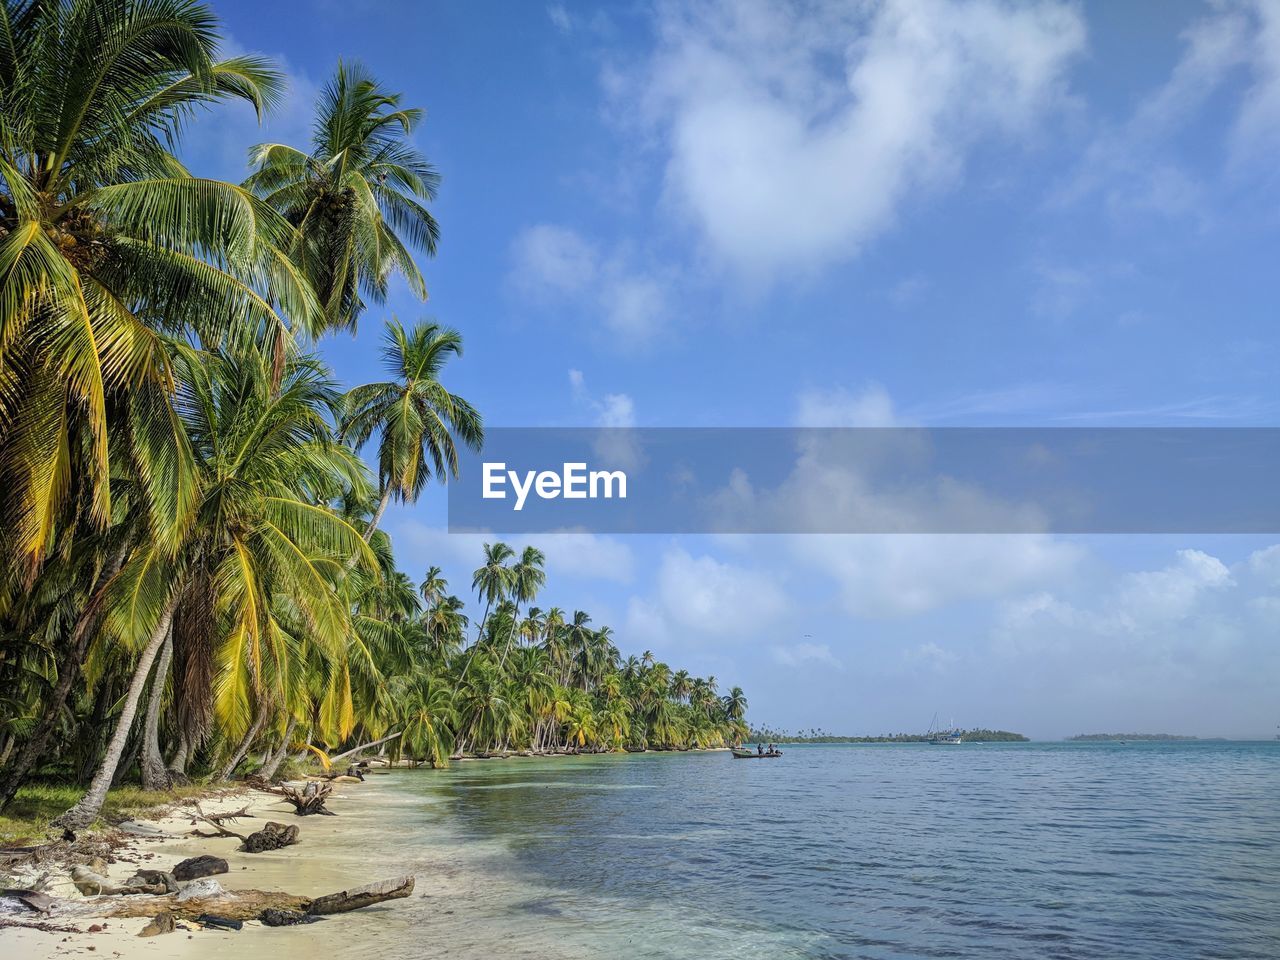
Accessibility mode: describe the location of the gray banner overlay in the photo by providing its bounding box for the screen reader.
[446,428,1280,534]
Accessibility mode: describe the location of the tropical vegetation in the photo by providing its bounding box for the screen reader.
[0,0,747,832]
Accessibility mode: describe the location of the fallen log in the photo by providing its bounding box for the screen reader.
[54,875,414,923]
[326,732,401,765]
[305,875,415,915]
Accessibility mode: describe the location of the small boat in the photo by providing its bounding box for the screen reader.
[731,748,782,759]
[926,712,963,745]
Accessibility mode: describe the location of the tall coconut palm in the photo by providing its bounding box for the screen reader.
[245,60,439,335]
[341,318,482,543]
[565,610,593,689]
[419,565,447,606]
[461,541,513,674]
[54,349,374,828]
[497,545,545,667]
[0,0,315,572]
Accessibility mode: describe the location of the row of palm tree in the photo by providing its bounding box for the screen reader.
[388,547,750,764]
[0,0,748,830]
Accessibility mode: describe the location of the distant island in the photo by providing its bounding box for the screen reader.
[1067,733,1199,741]
[749,727,1029,743]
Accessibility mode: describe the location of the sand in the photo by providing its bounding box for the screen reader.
[0,776,422,959]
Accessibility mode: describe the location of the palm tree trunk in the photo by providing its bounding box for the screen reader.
[363,487,394,543]
[343,487,394,573]
[329,731,402,765]
[459,599,493,680]
[0,548,126,812]
[168,733,189,779]
[139,632,174,791]
[497,603,521,669]
[216,702,269,782]
[258,716,297,781]
[53,597,179,831]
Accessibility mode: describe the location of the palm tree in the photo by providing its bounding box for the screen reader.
[54,349,374,828]
[245,60,439,334]
[0,0,314,572]
[566,611,593,689]
[461,541,514,674]
[391,667,456,766]
[419,565,447,606]
[497,546,545,667]
[342,318,482,543]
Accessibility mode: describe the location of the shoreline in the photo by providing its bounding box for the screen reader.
[1,748,729,957]
[1,777,395,957]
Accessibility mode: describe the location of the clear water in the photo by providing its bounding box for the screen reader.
[289,742,1280,959]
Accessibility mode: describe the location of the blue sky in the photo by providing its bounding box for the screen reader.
[194,0,1280,738]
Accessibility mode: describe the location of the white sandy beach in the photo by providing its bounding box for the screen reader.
[1,775,444,960]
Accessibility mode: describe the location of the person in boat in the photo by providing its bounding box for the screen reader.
[768,743,776,755]
[757,743,763,755]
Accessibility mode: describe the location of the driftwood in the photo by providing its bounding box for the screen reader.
[1,888,56,912]
[66,875,415,923]
[326,732,401,765]
[188,804,300,853]
[306,876,414,915]
[280,781,335,816]
[242,821,299,853]
[192,804,253,826]
[189,803,252,842]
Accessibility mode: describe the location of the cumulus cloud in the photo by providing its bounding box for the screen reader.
[626,546,787,642]
[772,642,843,670]
[638,0,1085,279]
[569,369,636,428]
[794,384,903,427]
[509,225,669,344]
[794,533,1083,618]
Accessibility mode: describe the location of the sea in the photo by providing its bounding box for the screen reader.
[172,741,1280,959]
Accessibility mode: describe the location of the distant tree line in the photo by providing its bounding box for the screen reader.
[1067,733,1198,741]
[747,727,1029,743]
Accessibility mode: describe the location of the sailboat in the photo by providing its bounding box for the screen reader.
[926,713,963,745]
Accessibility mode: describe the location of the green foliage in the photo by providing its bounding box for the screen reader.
[0,2,749,828]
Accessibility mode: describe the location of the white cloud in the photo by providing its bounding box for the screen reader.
[795,384,902,427]
[796,534,1082,618]
[1113,548,1233,627]
[547,3,571,34]
[626,546,787,642]
[511,225,598,298]
[510,225,668,343]
[639,0,1085,279]
[569,369,636,428]
[995,548,1236,658]
[772,642,843,670]
[1058,0,1280,217]
[905,641,959,671]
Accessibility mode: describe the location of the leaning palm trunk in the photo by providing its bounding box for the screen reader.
[216,703,270,782]
[363,487,394,543]
[459,600,494,680]
[258,717,297,781]
[140,633,174,791]
[53,598,180,830]
[0,547,126,812]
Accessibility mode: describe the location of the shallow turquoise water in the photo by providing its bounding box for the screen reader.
[354,742,1279,959]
